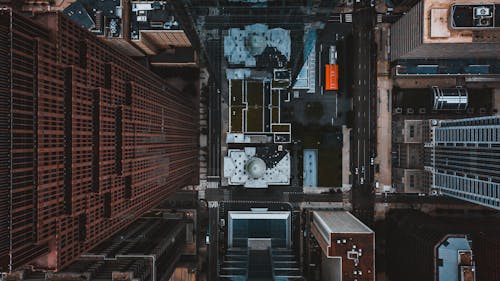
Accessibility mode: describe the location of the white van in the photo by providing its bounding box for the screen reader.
[329,45,337,65]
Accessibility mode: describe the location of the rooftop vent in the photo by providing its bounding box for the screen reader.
[452,4,496,29]
[473,7,492,18]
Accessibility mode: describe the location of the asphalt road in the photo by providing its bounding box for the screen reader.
[351,1,376,225]
[351,8,375,186]
[208,81,221,181]
[207,204,219,281]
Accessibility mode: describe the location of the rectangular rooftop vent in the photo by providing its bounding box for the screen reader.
[452,4,497,29]
[473,7,492,18]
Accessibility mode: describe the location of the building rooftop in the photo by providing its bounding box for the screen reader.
[224,146,290,188]
[62,1,94,29]
[63,0,125,37]
[311,211,375,281]
[437,235,476,281]
[313,211,374,236]
[303,149,318,187]
[224,24,291,67]
[424,0,500,43]
[227,79,291,144]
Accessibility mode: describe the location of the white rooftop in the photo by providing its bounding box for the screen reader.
[313,211,373,235]
[224,24,291,67]
[223,147,290,188]
[430,8,451,38]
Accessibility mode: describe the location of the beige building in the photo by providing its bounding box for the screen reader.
[393,119,432,192]
[393,168,431,193]
[390,0,500,60]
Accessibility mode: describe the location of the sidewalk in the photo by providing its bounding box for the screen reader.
[342,125,352,191]
[374,23,392,192]
[375,77,392,191]
[494,88,500,116]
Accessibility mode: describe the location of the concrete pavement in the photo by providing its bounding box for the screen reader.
[374,23,392,192]
[375,77,392,192]
[342,125,352,190]
[493,88,500,115]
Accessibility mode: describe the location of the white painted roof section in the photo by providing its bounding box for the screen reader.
[132,3,156,12]
[223,147,290,188]
[313,211,373,236]
[228,210,291,220]
[226,133,271,144]
[293,44,315,93]
[303,149,318,187]
[228,0,268,2]
[224,24,290,67]
[226,68,252,80]
[430,8,451,38]
[226,133,248,143]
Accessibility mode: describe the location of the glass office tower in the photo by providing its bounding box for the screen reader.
[425,116,500,210]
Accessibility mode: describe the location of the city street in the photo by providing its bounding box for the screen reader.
[350,1,376,225]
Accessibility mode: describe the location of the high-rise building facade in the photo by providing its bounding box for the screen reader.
[390,0,500,61]
[425,116,500,210]
[0,8,198,272]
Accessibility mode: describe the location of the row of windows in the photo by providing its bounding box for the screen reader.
[4,11,197,269]
[444,189,500,208]
[435,126,500,143]
[435,173,500,206]
[441,116,500,127]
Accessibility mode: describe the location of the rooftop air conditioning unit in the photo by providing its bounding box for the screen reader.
[477,17,492,27]
[474,7,492,18]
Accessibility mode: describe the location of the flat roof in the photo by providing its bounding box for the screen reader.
[228,210,291,220]
[423,0,499,43]
[430,8,451,38]
[228,79,291,143]
[437,235,475,281]
[313,211,373,235]
[303,149,318,187]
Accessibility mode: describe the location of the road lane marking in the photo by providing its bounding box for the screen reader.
[357,140,360,172]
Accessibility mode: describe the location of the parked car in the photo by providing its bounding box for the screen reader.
[354,167,359,175]
[329,45,337,64]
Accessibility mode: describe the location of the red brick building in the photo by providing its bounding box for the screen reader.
[0,8,198,272]
[310,211,375,281]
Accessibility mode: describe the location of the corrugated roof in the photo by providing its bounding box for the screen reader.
[313,211,373,235]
